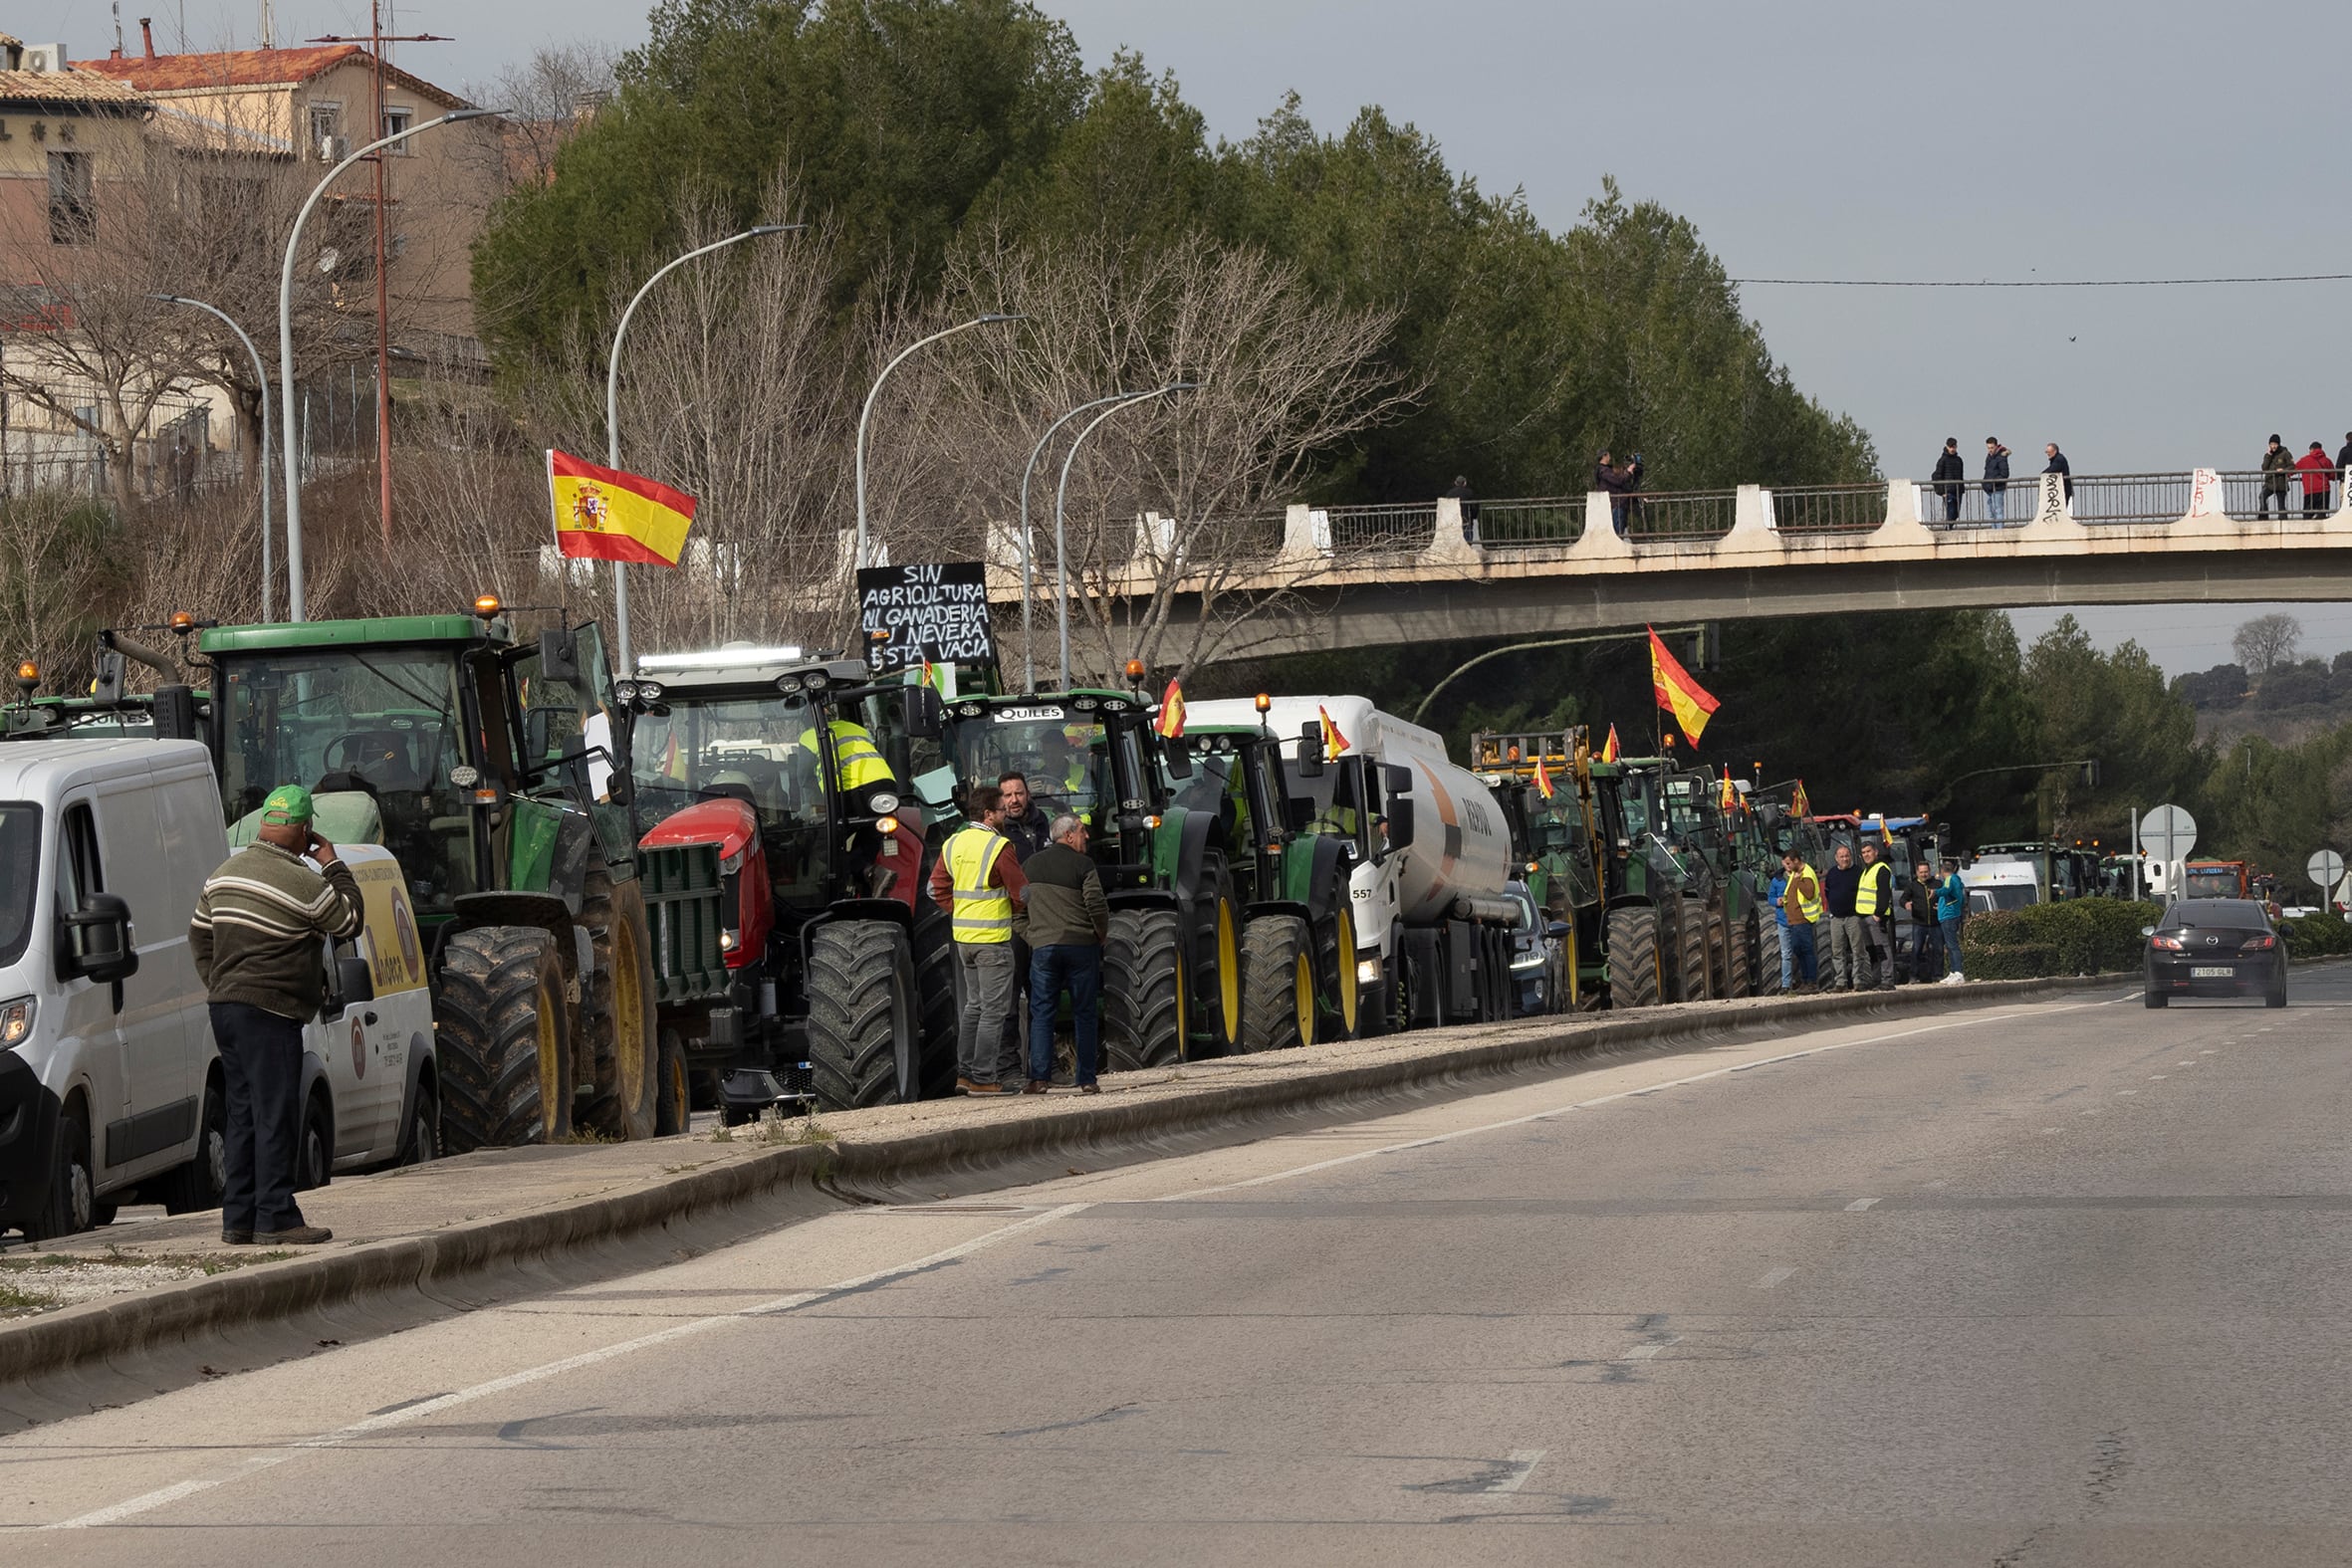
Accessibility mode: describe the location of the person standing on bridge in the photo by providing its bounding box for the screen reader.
[2295,442,2334,519]
[2259,435,2294,520]
[2338,433,2352,505]
[1984,438,2011,523]
[2043,442,2073,506]
[1820,842,1864,992]
[1932,438,1966,524]
[1443,474,1480,543]
[1595,451,1640,538]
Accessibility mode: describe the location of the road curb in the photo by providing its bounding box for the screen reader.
[0,975,2108,1386]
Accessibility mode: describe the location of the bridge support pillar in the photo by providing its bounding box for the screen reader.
[1572,490,1634,560]
[1420,497,1482,564]
[1275,503,1328,570]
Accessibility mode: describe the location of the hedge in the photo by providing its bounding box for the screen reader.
[2281,911,2352,958]
[1960,897,2164,979]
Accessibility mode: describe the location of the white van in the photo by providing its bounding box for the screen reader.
[0,740,224,1239]
[0,741,440,1241]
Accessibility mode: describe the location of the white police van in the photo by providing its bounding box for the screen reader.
[0,740,439,1242]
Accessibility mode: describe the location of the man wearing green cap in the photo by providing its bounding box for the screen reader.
[189,784,363,1245]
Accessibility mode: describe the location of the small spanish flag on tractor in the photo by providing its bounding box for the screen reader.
[1648,625,1720,747]
[1317,703,1350,760]
[1791,779,1811,818]
[1155,677,1186,740]
[1720,767,1738,813]
[1599,725,1620,764]
[548,450,697,565]
[1533,752,1555,799]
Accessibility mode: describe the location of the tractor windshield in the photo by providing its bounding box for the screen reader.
[214,649,474,912]
[955,710,1114,825]
[632,691,826,830]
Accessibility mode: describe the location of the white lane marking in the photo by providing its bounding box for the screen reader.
[1621,1339,1676,1361]
[39,1204,1090,1531]
[1755,1266,1797,1288]
[1491,1450,1546,1493]
[2200,1049,2217,1055]
[2041,1127,2062,1135]
[2151,1074,2168,1079]
[2117,1090,2139,1095]
[2179,1060,2197,1066]
[1844,1197,1881,1212]
[1162,1007,2081,1203]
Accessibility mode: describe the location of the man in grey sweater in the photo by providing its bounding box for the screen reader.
[189,784,363,1245]
[1020,814,1111,1094]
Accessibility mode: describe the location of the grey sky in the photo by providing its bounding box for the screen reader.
[49,0,2352,673]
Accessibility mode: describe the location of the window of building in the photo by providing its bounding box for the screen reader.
[47,150,93,244]
[381,105,412,151]
[308,102,343,158]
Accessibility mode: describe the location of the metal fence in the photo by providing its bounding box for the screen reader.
[2063,471,2191,526]
[1474,494,1586,548]
[1321,501,1437,554]
[2224,467,2344,521]
[1769,483,1885,535]
[1915,478,2037,528]
[1622,488,1737,543]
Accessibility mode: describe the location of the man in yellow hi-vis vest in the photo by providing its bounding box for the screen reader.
[1777,849,1823,991]
[928,783,1029,1094]
[1856,839,1896,992]
[802,717,895,797]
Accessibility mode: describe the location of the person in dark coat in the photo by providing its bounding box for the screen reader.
[1983,437,2011,523]
[1931,438,1966,523]
[2259,435,2294,520]
[996,772,1051,863]
[1019,815,1111,1093]
[2042,442,2072,505]
[1442,474,1480,543]
[1595,450,1644,538]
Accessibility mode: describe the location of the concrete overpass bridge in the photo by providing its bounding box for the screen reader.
[981,467,2352,663]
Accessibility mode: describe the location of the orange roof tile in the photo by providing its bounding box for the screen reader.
[73,46,467,107]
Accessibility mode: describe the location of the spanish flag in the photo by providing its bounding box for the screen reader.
[1533,753,1554,799]
[1720,768,1738,813]
[1791,780,1810,818]
[1599,725,1620,764]
[1155,677,1186,740]
[1648,625,1720,747]
[549,450,696,566]
[1317,703,1349,761]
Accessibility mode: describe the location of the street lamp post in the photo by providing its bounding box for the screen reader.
[604,224,800,672]
[277,107,497,622]
[1053,381,1194,689]
[853,313,1024,571]
[153,293,273,619]
[1015,390,1147,694]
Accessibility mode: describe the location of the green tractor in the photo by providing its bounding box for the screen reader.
[1584,753,1717,1008]
[186,602,702,1151]
[922,682,1241,1071]
[1472,729,1603,1009]
[1168,711,1361,1051]
[1657,769,1766,1000]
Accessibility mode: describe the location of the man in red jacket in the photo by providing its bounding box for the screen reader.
[2295,441,2335,519]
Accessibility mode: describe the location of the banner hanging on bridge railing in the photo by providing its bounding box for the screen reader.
[856,561,994,674]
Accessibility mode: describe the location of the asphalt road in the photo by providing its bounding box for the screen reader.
[10,969,2352,1564]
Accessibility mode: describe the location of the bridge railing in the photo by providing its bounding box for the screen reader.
[1769,483,1887,534]
[1916,477,2036,528]
[1622,488,1738,543]
[1321,501,1437,554]
[2065,471,2193,525]
[2221,467,2343,520]
[1475,494,1587,548]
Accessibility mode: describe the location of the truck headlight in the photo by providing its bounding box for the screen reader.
[1356,957,1384,985]
[0,995,33,1048]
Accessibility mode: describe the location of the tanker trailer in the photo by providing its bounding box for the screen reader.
[1188,696,1519,1034]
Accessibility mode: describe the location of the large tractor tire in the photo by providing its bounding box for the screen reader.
[578,863,660,1141]
[1312,876,1362,1042]
[1103,908,1187,1072]
[1726,911,1754,998]
[911,899,960,1100]
[437,926,572,1152]
[1756,920,1784,996]
[807,920,919,1111]
[1606,906,1663,1008]
[1190,857,1243,1056]
[1674,897,1712,1003]
[1240,914,1314,1053]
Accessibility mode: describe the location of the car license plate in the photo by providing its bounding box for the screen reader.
[2191,966,2234,979]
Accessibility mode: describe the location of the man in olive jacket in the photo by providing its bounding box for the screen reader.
[189,785,362,1245]
[1020,814,1111,1093]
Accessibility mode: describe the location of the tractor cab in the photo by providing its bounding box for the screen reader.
[934,689,1164,890]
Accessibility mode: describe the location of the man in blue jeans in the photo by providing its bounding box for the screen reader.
[1021,814,1112,1093]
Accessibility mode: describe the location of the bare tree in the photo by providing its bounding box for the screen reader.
[2234,612,2302,676]
[477,42,619,189]
[922,228,1413,683]
[0,494,112,685]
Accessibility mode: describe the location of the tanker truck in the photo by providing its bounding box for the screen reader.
[1187,696,1520,1035]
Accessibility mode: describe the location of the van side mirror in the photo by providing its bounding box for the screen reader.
[1385,796,1417,851]
[64,893,138,985]
[336,954,376,1008]
[1383,763,1414,797]
[537,627,582,684]
[906,685,943,743]
[1163,736,1194,781]
[1295,723,1324,779]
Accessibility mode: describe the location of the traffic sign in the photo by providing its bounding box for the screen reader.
[2308,850,2344,890]
[2137,804,2196,864]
